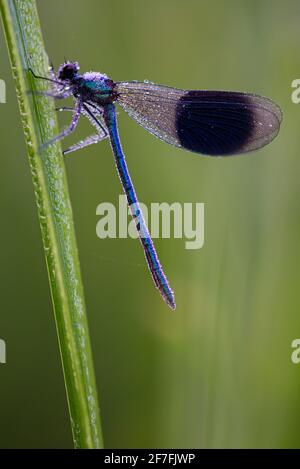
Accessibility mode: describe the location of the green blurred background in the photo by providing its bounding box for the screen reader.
[1,0,300,448]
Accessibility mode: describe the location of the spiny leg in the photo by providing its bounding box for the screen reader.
[63,132,107,155]
[83,102,106,133]
[55,106,74,111]
[42,99,83,149]
[56,103,106,131]
[55,104,108,155]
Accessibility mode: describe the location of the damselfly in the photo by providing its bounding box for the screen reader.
[30,61,282,310]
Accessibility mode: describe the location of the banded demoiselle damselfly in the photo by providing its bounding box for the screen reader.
[30,61,282,310]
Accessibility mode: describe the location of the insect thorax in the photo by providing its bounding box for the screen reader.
[78,71,116,104]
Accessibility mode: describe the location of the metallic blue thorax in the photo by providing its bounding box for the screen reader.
[77,72,115,103]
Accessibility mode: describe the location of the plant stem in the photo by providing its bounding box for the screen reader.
[0,0,103,448]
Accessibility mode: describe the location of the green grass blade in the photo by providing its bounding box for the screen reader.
[0,0,103,448]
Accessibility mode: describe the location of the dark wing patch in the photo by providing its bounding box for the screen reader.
[116,82,282,156]
[175,90,282,155]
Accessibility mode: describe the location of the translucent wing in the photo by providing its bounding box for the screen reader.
[115,82,282,156]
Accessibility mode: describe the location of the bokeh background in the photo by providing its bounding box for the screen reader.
[1,0,300,448]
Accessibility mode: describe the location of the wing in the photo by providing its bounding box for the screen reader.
[115,81,282,156]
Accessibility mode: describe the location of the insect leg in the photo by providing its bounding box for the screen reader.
[56,104,108,155]
[41,99,83,149]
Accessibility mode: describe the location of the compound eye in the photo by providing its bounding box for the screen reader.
[58,62,79,80]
